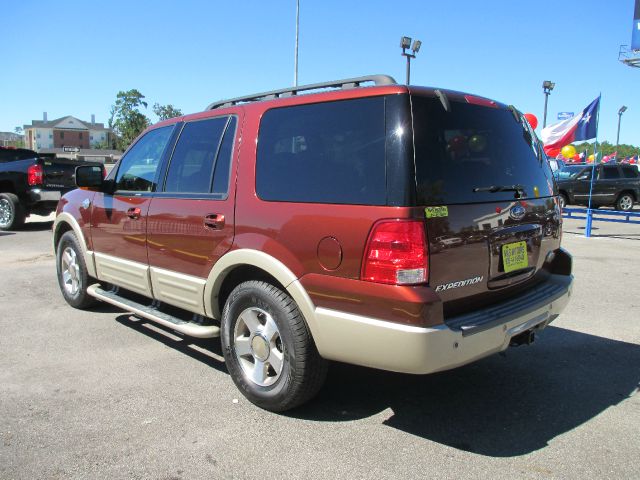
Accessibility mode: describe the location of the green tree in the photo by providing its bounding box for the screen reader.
[109,89,150,151]
[572,141,639,159]
[13,126,25,147]
[153,103,182,121]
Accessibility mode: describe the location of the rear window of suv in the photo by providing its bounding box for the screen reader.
[411,96,555,205]
[256,97,387,205]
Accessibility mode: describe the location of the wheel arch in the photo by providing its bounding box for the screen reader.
[618,189,637,202]
[0,181,16,194]
[204,249,322,346]
[53,213,97,278]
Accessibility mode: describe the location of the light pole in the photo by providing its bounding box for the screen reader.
[400,36,421,85]
[294,0,299,87]
[616,105,627,150]
[542,80,555,128]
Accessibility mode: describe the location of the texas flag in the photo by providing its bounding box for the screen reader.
[541,96,600,157]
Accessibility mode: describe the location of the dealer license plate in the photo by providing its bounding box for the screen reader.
[502,241,528,273]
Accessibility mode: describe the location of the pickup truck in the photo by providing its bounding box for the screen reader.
[555,163,640,211]
[0,147,103,230]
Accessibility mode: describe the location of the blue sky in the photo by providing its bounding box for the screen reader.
[2,0,638,147]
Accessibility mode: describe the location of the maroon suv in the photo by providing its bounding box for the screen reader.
[54,75,573,411]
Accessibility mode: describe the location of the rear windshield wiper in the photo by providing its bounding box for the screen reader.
[473,184,526,197]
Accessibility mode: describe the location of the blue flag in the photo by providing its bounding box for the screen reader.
[573,96,600,142]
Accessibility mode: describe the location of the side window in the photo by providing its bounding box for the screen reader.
[256,97,387,205]
[164,117,228,193]
[601,166,620,180]
[212,117,237,195]
[115,126,173,192]
[622,166,639,179]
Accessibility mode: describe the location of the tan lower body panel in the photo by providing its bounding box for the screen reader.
[94,253,152,297]
[149,267,206,316]
[313,283,571,375]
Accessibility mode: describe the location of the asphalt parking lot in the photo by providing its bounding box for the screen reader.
[1,211,638,479]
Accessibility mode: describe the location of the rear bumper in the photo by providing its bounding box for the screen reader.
[312,273,573,374]
[27,188,62,204]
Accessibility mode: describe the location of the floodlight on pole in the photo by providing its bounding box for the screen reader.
[400,35,422,85]
[616,105,627,149]
[542,80,555,128]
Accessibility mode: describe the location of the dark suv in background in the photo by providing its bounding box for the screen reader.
[53,75,573,411]
[556,164,640,210]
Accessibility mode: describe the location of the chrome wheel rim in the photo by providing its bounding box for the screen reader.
[233,307,284,387]
[620,196,633,211]
[61,247,81,296]
[0,198,11,227]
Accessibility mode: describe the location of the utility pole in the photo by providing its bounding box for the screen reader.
[542,80,555,128]
[616,105,627,150]
[294,0,299,87]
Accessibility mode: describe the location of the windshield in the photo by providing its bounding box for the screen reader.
[411,96,555,205]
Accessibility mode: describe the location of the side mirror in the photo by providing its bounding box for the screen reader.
[75,165,106,189]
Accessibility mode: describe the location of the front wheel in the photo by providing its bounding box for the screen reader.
[221,281,327,412]
[616,193,634,212]
[56,231,97,309]
[558,193,568,210]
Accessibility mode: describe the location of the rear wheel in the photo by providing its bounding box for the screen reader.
[56,231,97,309]
[0,193,26,231]
[221,280,327,411]
[615,193,634,212]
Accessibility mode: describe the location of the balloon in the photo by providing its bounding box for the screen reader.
[587,154,595,163]
[468,134,487,153]
[561,145,577,159]
[572,154,581,161]
[523,113,538,130]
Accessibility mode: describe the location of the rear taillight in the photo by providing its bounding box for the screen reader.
[361,220,428,285]
[27,164,44,186]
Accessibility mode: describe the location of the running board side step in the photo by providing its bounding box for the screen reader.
[87,284,220,338]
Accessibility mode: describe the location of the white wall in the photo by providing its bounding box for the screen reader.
[89,129,107,146]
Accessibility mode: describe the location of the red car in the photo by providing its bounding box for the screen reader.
[54,75,573,411]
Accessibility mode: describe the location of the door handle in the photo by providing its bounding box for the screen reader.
[204,214,225,229]
[127,207,141,219]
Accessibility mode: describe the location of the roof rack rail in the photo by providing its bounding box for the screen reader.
[205,74,398,110]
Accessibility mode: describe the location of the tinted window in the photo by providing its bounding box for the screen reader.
[621,166,639,179]
[412,97,554,204]
[557,165,586,179]
[212,117,237,195]
[164,117,228,193]
[0,148,38,162]
[601,166,620,179]
[115,126,173,192]
[256,97,386,205]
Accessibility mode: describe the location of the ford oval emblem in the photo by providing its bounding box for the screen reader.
[510,205,526,221]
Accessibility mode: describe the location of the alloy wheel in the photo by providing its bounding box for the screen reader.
[0,198,11,228]
[233,307,284,387]
[61,247,81,296]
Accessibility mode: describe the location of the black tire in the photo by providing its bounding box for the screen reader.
[558,193,568,210]
[0,192,26,231]
[615,193,634,212]
[221,280,328,412]
[56,231,97,309]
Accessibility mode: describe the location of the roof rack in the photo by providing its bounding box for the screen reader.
[205,74,398,110]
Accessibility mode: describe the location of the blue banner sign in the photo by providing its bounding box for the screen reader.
[558,112,574,120]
